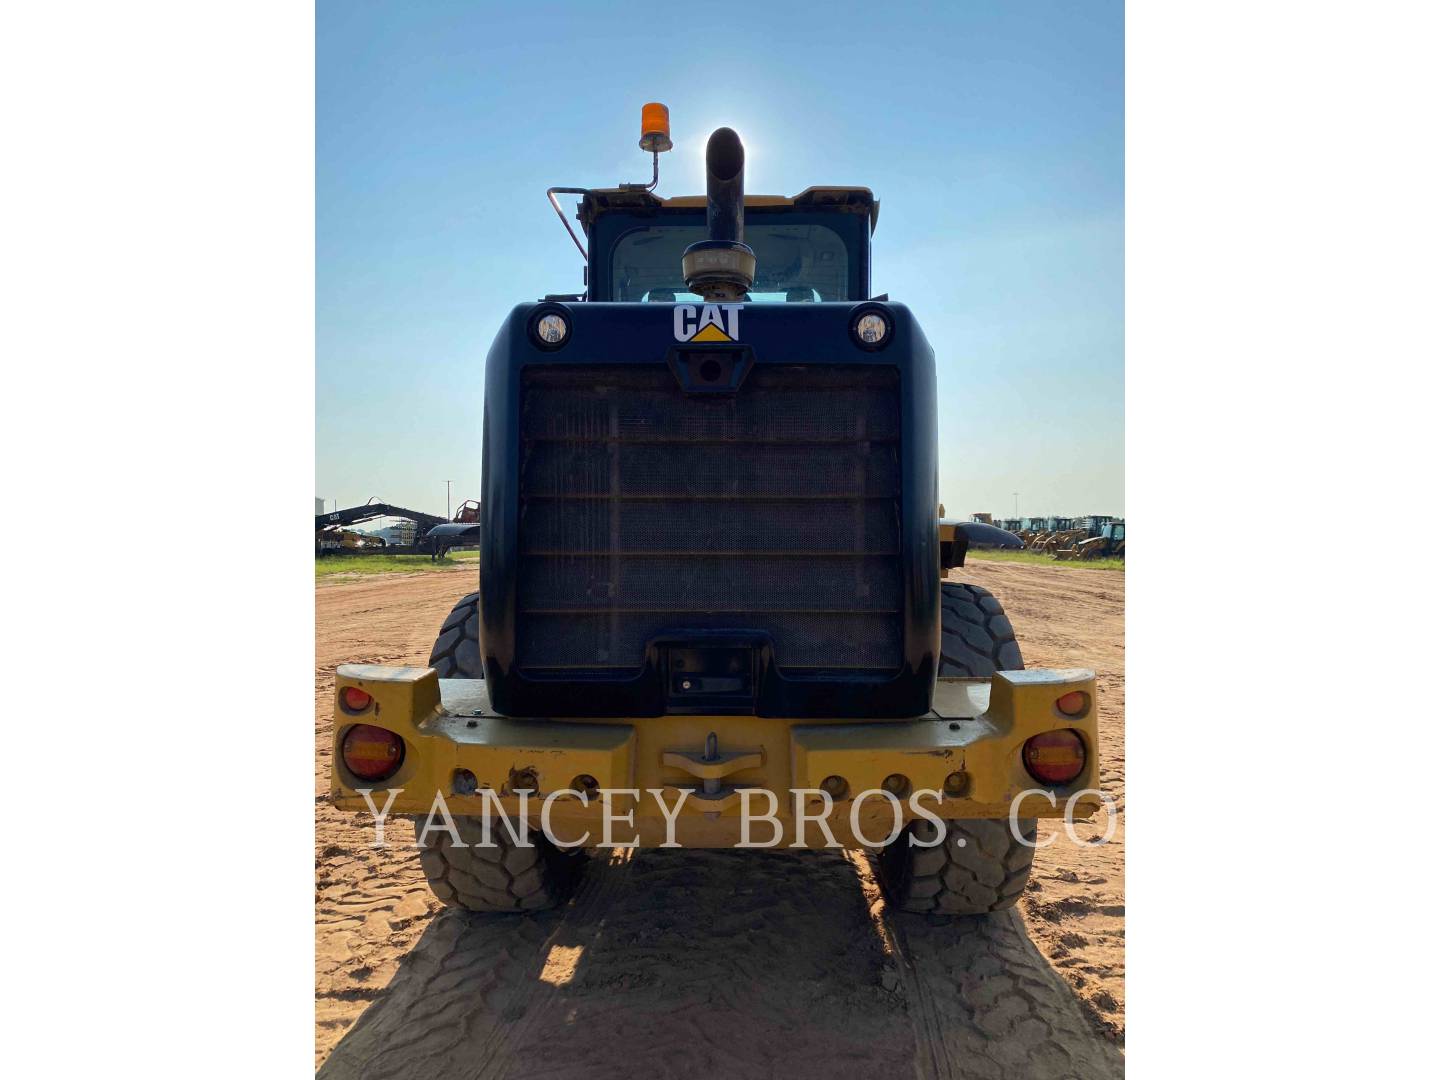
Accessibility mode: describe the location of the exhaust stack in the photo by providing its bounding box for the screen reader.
[682,127,756,301]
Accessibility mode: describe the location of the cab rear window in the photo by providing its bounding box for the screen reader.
[611,222,852,302]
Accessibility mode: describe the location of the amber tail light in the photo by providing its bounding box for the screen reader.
[1023,729,1087,785]
[341,724,404,782]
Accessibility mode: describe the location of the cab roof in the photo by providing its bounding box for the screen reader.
[578,186,879,236]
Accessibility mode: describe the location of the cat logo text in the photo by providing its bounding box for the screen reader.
[673,304,742,343]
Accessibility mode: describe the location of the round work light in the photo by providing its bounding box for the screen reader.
[851,310,892,349]
[534,312,569,346]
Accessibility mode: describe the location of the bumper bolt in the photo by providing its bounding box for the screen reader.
[942,770,969,798]
[507,766,539,794]
[571,773,599,797]
[452,768,478,796]
[882,773,911,799]
[820,775,849,800]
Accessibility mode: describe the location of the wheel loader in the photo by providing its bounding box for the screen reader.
[329,106,1102,917]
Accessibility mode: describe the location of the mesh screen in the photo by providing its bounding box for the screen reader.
[517,364,902,674]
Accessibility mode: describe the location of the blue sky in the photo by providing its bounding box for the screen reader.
[317,0,1122,521]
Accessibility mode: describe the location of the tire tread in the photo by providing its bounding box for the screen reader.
[413,815,579,913]
[428,591,484,679]
[938,581,1024,677]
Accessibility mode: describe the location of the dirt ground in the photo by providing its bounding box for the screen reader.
[315,561,1124,1078]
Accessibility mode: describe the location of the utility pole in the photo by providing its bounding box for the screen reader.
[446,480,452,519]
[1013,492,1019,519]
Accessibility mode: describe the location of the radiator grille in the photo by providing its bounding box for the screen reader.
[516,364,901,675]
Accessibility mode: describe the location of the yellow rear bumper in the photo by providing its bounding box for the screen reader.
[330,665,1101,848]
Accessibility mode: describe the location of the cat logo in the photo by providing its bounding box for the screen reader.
[673,303,742,343]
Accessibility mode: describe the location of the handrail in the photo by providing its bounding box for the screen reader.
[546,186,589,262]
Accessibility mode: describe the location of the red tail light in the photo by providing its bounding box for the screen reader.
[1056,690,1089,717]
[341,724,404,782]
[341,686,373,713]
[1023,729,1087,785]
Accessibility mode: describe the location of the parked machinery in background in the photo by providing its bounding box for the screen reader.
[315,498,451,556]
[1012,516,1123,558]
[1025,518,1078,553]
[1055,520,1125,561]
[315,524,386,554]
[422,500,484,561]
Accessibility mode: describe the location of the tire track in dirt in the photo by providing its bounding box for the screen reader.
[857,851,1121,1079]
[318,849,636,1080]
[322,846,1120,1080]
[850,850,1122,1080]
[470,849,637,1080]
[893,908,1122,1079]
[323,848,915,1080]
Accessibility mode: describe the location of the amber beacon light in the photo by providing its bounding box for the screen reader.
[640,102,672,152]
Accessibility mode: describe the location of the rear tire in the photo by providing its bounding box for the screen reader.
[414,814,581,913]
[889,582,1032,914]
[428,591,483,678]
[939,581,1024,675]
[878,817,1037,915]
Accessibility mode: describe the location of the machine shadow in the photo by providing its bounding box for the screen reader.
[319,847,1120,1080]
